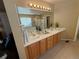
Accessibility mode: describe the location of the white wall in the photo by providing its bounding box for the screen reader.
[54,0,78,39]
[78,0,79,15]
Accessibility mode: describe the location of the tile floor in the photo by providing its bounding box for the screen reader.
[38,40,79,59]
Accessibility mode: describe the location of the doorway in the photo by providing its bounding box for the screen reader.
[0,0,19,59]
[74,16,79,41]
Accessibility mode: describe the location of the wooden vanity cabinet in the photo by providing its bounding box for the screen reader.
[40,39,47,55]
[26,42,40,59]
[46,36,54,50]
[25,33,61,59]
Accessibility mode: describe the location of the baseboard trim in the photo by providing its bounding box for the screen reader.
[61,39,72,41]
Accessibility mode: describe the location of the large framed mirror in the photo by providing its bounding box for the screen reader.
[16,6,53,43]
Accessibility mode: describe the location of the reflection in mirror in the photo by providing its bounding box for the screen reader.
[46,16,51,28]
[17,7,42,15]
[20,17,32,27]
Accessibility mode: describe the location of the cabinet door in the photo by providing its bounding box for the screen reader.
[53,33,61,46]
[40,39,47,55]
[25,47,30,59]
[47,36,53,50]
[26,42,40,59]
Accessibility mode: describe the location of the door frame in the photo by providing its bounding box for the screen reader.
[74,16,79,41]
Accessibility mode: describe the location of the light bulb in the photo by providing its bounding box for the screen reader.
[37,5,40,8]
[29,3,33,6]
[43,6,44,8]
[34,4,36,7]
[43,6,45,9]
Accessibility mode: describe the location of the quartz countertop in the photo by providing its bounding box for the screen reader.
[24,28,66,47]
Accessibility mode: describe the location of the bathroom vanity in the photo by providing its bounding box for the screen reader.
[24,28,65,59]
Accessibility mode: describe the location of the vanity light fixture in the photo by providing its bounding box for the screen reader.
[29,3,51,11]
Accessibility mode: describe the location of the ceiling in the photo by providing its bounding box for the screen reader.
[0,0,5,12]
